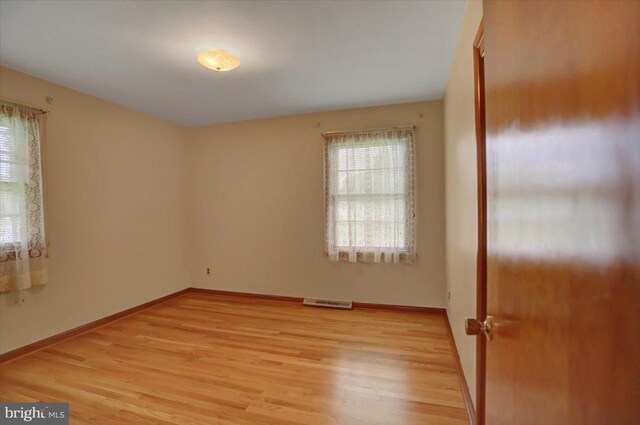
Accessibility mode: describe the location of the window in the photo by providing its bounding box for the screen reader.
[0,103,48,292]
[323,127,416,264]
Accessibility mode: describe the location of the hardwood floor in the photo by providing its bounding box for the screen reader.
[0,292,469,424]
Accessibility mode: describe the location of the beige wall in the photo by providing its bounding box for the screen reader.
[0,67,190,354]
[444,0,483,405]
[188,101,447,307]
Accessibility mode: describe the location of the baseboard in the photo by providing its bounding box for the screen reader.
[352,301,445,315]
[0,288,191,364]
[189,287,445,314]
[444,311,476,425]
[188,287,304,303]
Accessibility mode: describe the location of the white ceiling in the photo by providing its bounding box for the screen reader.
[0,0,466,127]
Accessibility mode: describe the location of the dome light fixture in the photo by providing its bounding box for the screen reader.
[197,49,240,72]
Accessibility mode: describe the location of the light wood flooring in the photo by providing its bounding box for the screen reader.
[0,292,469,424]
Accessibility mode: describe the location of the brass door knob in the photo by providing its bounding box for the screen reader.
[465,316,494,339]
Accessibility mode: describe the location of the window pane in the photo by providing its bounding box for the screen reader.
[337,143,406,171]
[326,131,414,254]
[335,196,405,222]
[336,169,405,195]
[335,221,406,249]
[0,184,22,245]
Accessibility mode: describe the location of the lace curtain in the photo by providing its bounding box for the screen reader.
[0,104,48,292]
[324,128,416,264]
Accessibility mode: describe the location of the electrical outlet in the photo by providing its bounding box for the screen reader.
[206,267,211,276]
[448,291,451,300]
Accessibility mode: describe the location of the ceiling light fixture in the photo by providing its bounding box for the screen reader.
[197,49,240,72]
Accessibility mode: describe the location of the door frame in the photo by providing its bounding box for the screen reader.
[473,19,487,425]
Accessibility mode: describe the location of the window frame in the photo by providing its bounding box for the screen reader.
[323,127,417,264]
[0,104,48,263]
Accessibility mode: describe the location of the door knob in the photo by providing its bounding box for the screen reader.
[465,316,494,339]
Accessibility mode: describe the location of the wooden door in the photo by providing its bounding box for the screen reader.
[482,1,640,424]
